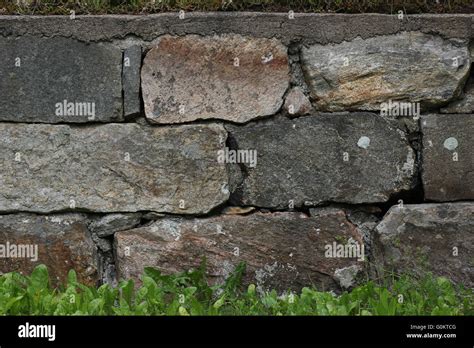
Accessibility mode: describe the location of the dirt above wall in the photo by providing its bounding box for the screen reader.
[1,0,474,15]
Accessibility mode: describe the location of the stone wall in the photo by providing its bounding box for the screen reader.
[0,13,473,292]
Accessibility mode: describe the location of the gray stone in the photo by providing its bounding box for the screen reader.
[141,35,290,124]
[114,209,366,292]
[122,45,142,118]
[91,233,112,253]
[441,78,474,113]
[226,113,417,208]
[89,213,143,237]
[421,114,474,201]
[283,86,312,116]
[0,14,471,45]
[0,213,97,286]
[0,36,123,123]
[374,203,474,288]
[300,32,470,111]
[334,265,363,289]
[0,123,229,214]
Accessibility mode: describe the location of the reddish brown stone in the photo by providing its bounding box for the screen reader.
[142,35,290,124]
[114,209,366,292]
[0,214,97,286]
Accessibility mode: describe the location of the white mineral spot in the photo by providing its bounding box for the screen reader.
[443,137,458,151]
[357,136,370,149]
[334,265,361,289]
[261,52,273,64]
[401,151,415,176]
[220,182,229,195]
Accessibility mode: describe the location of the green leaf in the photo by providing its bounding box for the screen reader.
[119,280,134,307]
[29,264,49,291]
[67,269,78,286]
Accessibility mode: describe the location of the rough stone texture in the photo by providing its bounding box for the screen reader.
[0,14,471,44]
[374,203,474,288]
[0,123,229,213]
[0,13,472,291]
[226,113,417,208]
[421,114,474,201]
[300,32,470,111]
[89,213,143,237]
[114,209,366,292]
[0,36,123,123]
[123,45,142,118]
[441,78,474,113]
[283,86,312,116]
[142,35,289,124]
[0,214,97,286]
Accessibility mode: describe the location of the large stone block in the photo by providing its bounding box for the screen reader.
[114,209,366,292]
[0,37,123,123]
[0,214,97,286]
[374,203,474,288]
[0,123,229,214]
[141,35,290,124]
[300,32,470,111]
[226,113,417,208]
[421,114,474,201]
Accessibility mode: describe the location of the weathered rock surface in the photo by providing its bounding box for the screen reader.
[441,78,474,113]
[0,123,229,213]
[141,35,290,124]
[1,14,471,45]
[89,213,143,237]
[226,113,417,208]
[421,114,474,201]
[374,203,474,288]
[114,209,366,292]
[123,45,142,118]
[0,214,97,286]
[0,37,123,123]
[300,32,470,111]
[283,86,312,116]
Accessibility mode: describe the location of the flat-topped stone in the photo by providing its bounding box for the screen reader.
[142,34,290,124]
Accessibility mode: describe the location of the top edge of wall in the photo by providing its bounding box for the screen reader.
[0,12,472,43]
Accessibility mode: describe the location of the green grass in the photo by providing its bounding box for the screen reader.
[0,0,473,15]
[1,262,473,315]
